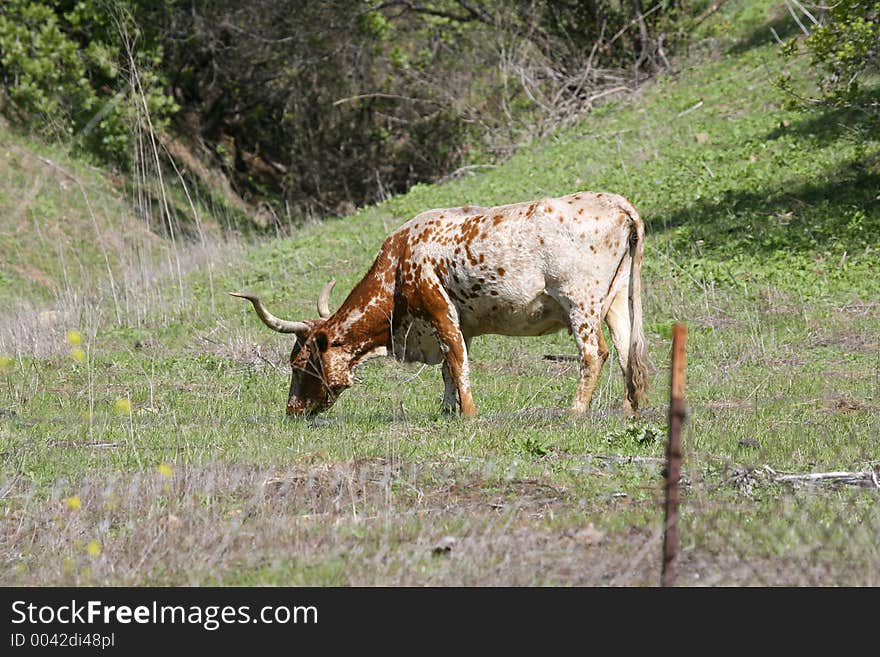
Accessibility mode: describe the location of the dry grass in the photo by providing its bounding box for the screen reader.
[0,459,664,586]
[6,454,875,586]
[0,237,244,358]
[0,113,249,358]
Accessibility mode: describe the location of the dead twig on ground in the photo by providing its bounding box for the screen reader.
[589,454,665,464]
[773,470,880,488]
[676,99,704,119]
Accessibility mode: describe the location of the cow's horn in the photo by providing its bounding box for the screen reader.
[229,292,311,337]
[317,279,336,319]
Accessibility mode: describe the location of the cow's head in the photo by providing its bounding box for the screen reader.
[231,281,354,416]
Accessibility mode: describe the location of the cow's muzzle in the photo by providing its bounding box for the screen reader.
[286,397,331,418]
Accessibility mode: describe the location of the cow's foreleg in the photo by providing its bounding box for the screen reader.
[568,302,608,414]
[435,325,476,417]
[416,282,476,417]
[441,336,471,414]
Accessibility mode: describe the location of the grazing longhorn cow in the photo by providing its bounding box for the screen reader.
[232,191,648,417]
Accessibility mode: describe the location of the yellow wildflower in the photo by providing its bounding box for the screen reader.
[70,347,86,363]
[114,397,132,414]
[66,330,83,346]
[86,540,101,557]
[65,496,81,510]
[157,463,173,478]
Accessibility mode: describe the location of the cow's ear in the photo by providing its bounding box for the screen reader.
[314,331,329,353]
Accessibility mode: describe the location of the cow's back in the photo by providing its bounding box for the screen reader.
[394,191,635,340]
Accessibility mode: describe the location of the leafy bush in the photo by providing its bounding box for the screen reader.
[0,1,177,165]
[778,1,879,122]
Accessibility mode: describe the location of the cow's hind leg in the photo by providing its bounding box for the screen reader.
[604,289,636,415]
[442,362,458,414]
[567,298,608,414]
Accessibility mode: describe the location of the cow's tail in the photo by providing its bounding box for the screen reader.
[621,199,649,411]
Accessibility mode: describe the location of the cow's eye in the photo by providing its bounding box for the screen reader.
[314,332,329,352]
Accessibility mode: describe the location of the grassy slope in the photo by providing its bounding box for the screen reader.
[0,126,148,306]
[0,120,246,357]
[1,1,878,585]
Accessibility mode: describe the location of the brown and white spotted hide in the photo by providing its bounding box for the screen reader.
[233,192,648,418]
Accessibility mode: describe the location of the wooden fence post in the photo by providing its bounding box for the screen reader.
[662,323,687,587]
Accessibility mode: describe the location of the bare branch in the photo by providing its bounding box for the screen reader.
[332,93,441,107]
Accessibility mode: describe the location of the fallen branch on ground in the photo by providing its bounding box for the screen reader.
[772,468,880,488]
[590,454,665,464]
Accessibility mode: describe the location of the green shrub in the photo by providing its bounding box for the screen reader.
[0,1,177,166]
[778,1,880,122]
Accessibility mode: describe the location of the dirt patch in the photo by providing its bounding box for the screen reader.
[831,398,865,413]
[809,329,879,352]
[692,311,740,330]
[758,355,805,368]
[12,264,56,291]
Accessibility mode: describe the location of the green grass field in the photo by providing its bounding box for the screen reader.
[1,1,878,585]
